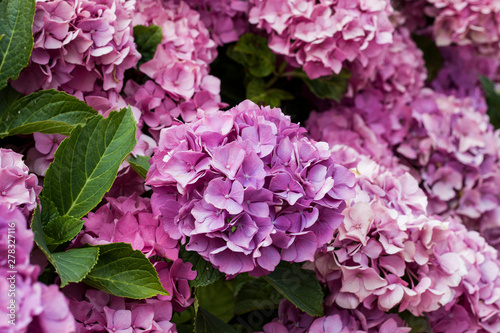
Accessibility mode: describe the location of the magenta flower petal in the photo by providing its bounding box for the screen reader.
[205,178,244,214]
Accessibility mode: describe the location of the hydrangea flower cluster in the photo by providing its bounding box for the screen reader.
[309,157,456,315]
[182,0,250,45]
[78,193,179,260]
[146,100,356,276]
[424,0,500,55]
[306,26,427,156]
[0,148,41,217]
[126,0,224,138]
[331,26,427,149]
[397,89,500,232]
[0,203,76,333]
[424,221,500,332]
[247,0,394,79]
[431,44,500,101]
[304,150,500,329]
[347,27,426,98]
[306,107,401,172]
[260,299,410,333]
[12,0,140,96]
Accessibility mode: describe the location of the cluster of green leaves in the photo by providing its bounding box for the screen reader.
[211,33,350,123]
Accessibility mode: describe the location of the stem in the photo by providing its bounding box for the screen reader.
[265,75,279,89]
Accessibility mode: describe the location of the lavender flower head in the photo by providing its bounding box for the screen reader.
[147,100,356,276]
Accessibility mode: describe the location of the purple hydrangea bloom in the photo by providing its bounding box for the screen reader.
[147,100,355,276]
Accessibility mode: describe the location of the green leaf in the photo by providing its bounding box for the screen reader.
[179,247,223,287]
[0,84,22,117]
[197,279,235,322]
[295,69,351,101]
[479,75,500,129]
[84,242,169,299]
[42,107,137,219]
[0,89,98,138]
[246,78,294,107]
[133,25,163,66]
[0,0,35,90]
[39,196,60,227]
[195,306,237,333]
[51,247,100,287]
[128,155,151,179]
[32,206,53,257]
[412,34,443,83]
[263,262,324,317]
[227,33,276,78]
[398,311,433,333]
[234,278,282,315]
[32,207,100,287]
[43,215,85,249]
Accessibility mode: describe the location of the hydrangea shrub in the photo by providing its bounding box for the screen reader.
[1,0,500,332]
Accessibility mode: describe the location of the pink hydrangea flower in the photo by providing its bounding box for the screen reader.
[431,45,500,101]
[248,0,394,79]
[0,204,33,267]
[0,148,41,217]
[25,133,66,177]
[79,193,179,260]
[397,89,500,237]
[182,0,250,45]
[64,281,180,333]
[425,0,500,55]
[12,0,140,96]
[126,0,226,139]
[155,259,197,312]
[308,154,471,314]
[260,299,411,333]
[0,209,76,332]
[147,100,355,276]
